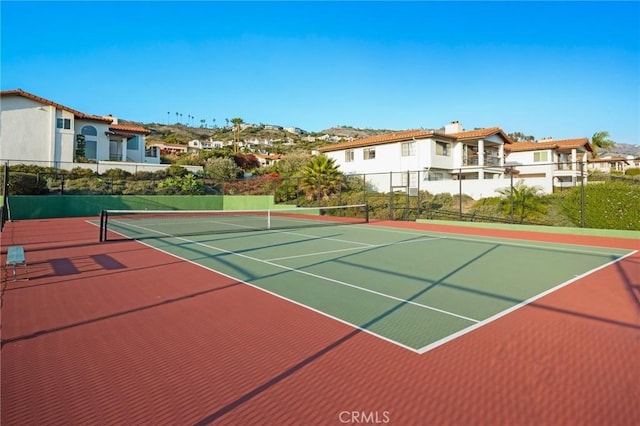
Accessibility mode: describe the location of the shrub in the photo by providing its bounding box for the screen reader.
[102,168,131,180]
[9,172,48,195]
[69,167,96,179]
[626,168,640,177]
[562,181,640,230]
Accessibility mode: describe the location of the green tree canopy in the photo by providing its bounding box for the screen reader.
[591,131,615,156]
[496,180,545,223]
[301,155,343,201]
[204,157,242,181]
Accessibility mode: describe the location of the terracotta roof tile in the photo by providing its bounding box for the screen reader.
[109,123,151,135]
[0,89,113,123]
[318,127,512,153]
[318,129,452,153]
[505,138,593,153]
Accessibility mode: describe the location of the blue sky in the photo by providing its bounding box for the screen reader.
[2,1,639,144]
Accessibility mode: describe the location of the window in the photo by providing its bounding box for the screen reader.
[81,125,97,136]
[85,141,97,160]
[436,141,450,156]
[363,147,376,160]
[345,149,354,162]
[534,151,548,162]
[57,118,71,129]
[127,137,139,150]
[401,141,416,157]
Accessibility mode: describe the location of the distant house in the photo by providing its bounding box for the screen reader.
[504,138,593,189]
[149,142,189,155]
[587,155,637,173]
[0,89,164,173]
[254,153,284,167]
[187,139,224,152]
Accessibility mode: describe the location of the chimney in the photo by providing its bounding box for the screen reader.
[444,120,463,134]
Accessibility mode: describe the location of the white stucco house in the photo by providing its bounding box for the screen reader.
[317,121,594,199]
[504,138,593,189]
[587,155,639,173]
[0,89,171,173]
[318,121,513,199]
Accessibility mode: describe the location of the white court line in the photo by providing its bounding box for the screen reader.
[415,249,638,354]
[95,219,635,354]
[90,221,421,353]
[266,236,445,262]
[368,224,632,257]
[111,220,480,324]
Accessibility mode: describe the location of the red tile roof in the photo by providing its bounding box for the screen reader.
[109,123,151,135]
[505,138,593,153]
[317,127,512,153]
[0,89,113,123]
[450,127,512,142]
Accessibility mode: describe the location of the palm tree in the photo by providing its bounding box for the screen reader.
[175,112,179,124]
[591,131,615,157]
[301,155,343,202]
[497,180,545,223]
[231,117,244,153]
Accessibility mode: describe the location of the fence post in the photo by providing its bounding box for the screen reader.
[459,168,463,221]
[580,161,585,228]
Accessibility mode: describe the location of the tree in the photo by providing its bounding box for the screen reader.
[231,117,244,153]
[507,131,536,142]
[204,157,242,181]
[301,155,343,202]
[274,150,310,176]
[591,131,615,156]
[496,180,545,223]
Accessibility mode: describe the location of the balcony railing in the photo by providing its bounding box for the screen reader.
[462,155,501,167]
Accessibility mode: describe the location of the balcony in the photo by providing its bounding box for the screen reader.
[462,155,501,167]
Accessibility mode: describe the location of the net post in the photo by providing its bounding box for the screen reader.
[267,209,271,230]
[365,203,369,223]
[99,210,105,242]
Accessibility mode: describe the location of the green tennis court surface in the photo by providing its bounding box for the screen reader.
[103,216,634,353]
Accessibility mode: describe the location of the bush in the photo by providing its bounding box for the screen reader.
[102,168,131,180]
[9,172,48,195]
[626,168,640,177]
[69,167,96,179]
[562,181,640,230]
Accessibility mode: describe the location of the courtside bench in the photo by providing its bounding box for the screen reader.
[5,245,29,281]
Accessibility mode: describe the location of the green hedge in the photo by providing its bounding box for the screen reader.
[562,181,640,230]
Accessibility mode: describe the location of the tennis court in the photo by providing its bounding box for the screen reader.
[2,212,639,425]
[99,206,634,353]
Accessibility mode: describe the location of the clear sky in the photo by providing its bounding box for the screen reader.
[1,1,639,144]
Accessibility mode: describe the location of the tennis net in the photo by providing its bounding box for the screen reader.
[99,204,369,241]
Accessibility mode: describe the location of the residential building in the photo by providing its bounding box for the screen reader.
[587,155,638,173]
[318,121,513,199]
[504,138,593,189]
[254,153,284,167]
[318,121,594,199]
[0,89,166,173]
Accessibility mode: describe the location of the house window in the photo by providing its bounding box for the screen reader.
[436,141,450,156]
[127,137,139,150]
[81,125,97,136]
[57,118,71,129]
[534,152,548,162]
[80,126,98,160]
[401,141,416,156]
[345,149,354,162]
[85,141,97,160]
[427,171,444,181]
[363,147,376,160]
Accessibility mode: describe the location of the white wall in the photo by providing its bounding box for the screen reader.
[0,97,55,162]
